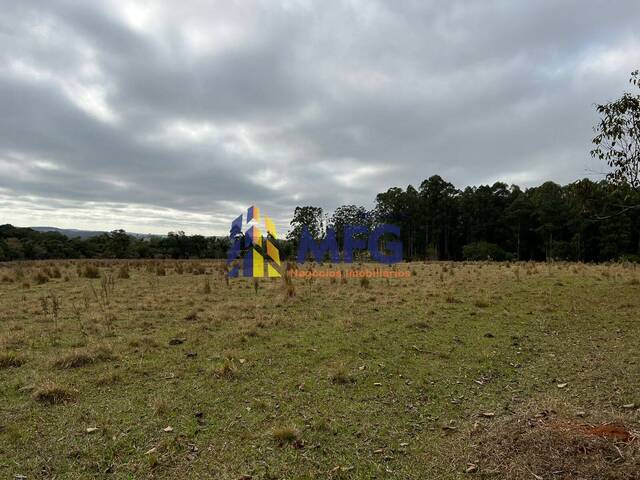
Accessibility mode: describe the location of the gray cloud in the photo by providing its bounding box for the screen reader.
[0,0,638,234]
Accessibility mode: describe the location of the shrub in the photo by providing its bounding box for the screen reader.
[462,242,509,261]
[118,264,130,279]
[34,272,49,284]
[193,265,206,275]
[82,265,100,279]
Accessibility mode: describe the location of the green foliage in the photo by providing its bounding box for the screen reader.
[329,205,372,246]
[462,242,508,261]
[0,224,232,261]
[591,70,640,190]
[287,206,325,243]
[372,176,640,262]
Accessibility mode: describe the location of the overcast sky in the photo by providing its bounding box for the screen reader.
[1,1,638,235]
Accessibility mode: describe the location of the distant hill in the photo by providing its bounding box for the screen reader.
[30,226,160,240]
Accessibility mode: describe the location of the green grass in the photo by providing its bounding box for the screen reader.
[0,260,638,479]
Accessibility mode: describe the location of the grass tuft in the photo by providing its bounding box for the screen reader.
[211,358,237,379]
[0,353,25,368]
[53,345,114,369]
[474,298,491,308]
[272,426,300,444]
[32,380,77,405]
[329,364,354,384]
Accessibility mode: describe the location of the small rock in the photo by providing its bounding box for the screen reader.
[86,427,98,433]
[557,383,568,389]
[576,411,586,417]
[466,463,478,473]
[163,426,173,432]
[623,403,636,409]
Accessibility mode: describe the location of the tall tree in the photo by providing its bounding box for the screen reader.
[287,206,325,244]
[419,175,459,259]
[529,182,569,261]
[505,186,534,260]
[108,230,131,258]
[591,70,640,191]
[329,205,372,248]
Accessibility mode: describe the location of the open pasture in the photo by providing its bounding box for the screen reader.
[0,260,639,479]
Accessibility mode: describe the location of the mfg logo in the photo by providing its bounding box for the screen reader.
[227,206,402,278]
[296,224,402,264]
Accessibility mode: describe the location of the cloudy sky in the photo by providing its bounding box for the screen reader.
[1,1,638,235]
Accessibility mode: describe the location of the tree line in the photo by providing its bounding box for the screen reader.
[287,177,640,262]
[1,176,638,263]
[0,227,233,261]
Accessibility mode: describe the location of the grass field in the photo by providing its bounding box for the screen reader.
[1,260,639,479]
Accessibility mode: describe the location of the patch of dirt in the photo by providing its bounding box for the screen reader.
[456,406,640,479]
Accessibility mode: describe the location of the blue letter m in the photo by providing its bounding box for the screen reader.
[296,227,339,263]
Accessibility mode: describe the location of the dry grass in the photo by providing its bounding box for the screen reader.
[455,401,640,479]
[272,426,300,445]
[118,264,130,279]
[329,363,354,384]
[473,298,491,308]
[0,352,25,368]
[82,264,100,278]
[1,259,639,479]
[53,345,114,369]
[32,380,77,405]
[33,271,49,284]
[184,310,198,321]
[202,277,211,294]
[150,396,171,417]
[211,358,237,379]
